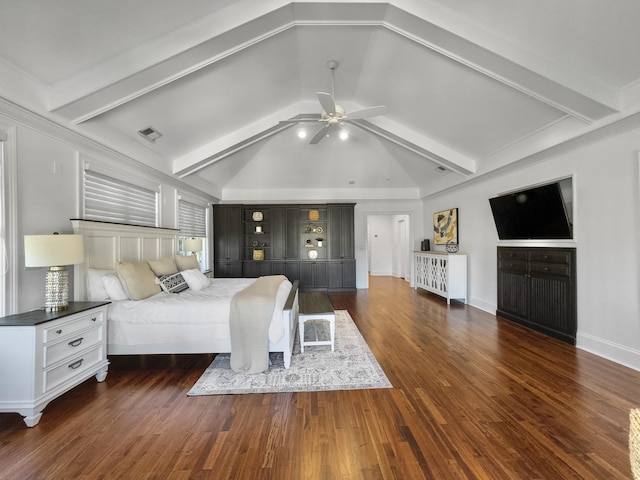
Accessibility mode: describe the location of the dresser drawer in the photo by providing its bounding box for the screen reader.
[530,262,571,277]
[498,258,528,273]
[43,345,104,393]
[529,250,572,265]
[43,310,104,343]
[43,324,104,368]
[499,248,528,262]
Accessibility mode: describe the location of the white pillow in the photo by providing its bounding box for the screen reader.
[86,269,112,301]
[102,273,129,301]
[180,269,211,291]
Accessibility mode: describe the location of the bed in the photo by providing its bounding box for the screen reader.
[71,219,299,369]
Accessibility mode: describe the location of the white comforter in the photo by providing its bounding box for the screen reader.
[107,278,292,346]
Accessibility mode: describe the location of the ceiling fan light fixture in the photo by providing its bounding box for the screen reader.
[339,130,349,140]
[297,129,307,139]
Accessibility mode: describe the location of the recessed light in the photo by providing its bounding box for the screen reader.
[339,130,349,140]
[297,129,307,139]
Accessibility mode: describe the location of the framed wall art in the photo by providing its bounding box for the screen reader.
[433,208,458,245]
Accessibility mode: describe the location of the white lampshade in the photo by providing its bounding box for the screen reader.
[183,238,203,253]
[24,234,85,267]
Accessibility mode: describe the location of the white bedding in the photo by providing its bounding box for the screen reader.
[108,277,293,347]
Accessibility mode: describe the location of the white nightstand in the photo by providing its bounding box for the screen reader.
[0,302,110,427]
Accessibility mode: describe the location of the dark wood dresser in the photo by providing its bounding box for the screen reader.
[497,246,576,344]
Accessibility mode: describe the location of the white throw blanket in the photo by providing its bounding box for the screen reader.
[229,275,286,374]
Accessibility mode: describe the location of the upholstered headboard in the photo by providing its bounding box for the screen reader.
[71,219,179,301]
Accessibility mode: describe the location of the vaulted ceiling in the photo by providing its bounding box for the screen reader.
[1,1,639,201]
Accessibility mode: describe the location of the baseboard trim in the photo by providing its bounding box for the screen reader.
[577,332,640,372]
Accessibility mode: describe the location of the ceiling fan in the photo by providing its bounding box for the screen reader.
[283,60,387,144]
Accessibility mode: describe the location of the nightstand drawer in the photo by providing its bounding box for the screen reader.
[43,345,104,393]
[43,310,104,343]
[44,325,103,367]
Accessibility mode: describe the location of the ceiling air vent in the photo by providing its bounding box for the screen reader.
[137,126,162,143]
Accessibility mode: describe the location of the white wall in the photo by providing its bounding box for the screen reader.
[368,215,393,275]
[422,126,640,370]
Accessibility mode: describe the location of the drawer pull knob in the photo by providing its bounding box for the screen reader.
[68,359,84,370]
[56,329,62,335]
[68,338,83,347]
[91,317,97,322]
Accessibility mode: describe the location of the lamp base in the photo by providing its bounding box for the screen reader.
[44,266,70,312]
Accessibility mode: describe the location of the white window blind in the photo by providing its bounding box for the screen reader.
[178,200,207,237]
[84,170,157,226]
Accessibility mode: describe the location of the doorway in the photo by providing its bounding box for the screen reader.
[367,214,411,282]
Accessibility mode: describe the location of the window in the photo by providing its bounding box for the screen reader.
[84,169,158,226]
[178,199,208,271]
[0,128,16,316]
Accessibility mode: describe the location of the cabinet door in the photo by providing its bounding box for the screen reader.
[328,205,354,259]
[271,261,300,282]
[299,262,327,289]
[214,261,243,278]
[272,207,299,260]
[213,206,242,262]
[328,260,356,290]
[529,274,574,336]
[243,261,272,278]
[497,269,529,320]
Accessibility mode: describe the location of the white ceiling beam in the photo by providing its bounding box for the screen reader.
[173,103,315,177]
[47,1,616,128]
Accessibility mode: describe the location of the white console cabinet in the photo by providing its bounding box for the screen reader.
[414,251,467,304]
[0,302,110,427]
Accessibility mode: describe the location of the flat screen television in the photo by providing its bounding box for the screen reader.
[489,182,573,240]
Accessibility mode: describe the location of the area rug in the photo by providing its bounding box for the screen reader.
[187,310,392,395]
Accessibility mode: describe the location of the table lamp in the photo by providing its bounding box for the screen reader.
[24,233,84,311]
[183,238,203,254]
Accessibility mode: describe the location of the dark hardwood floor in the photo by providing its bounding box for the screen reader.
[1,276,638,479]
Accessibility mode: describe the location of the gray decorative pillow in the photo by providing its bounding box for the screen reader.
[157,272,189,294]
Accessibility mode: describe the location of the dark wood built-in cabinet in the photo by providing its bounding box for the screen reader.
[213,204,356,291]
[497,247,577,344]
[213,205,242,277]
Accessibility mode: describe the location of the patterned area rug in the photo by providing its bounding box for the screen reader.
[187,310,392,395]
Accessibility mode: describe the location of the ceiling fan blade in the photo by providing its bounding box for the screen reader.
[279,119,321,124]
[317,92,336,116]
[345,105,387,120]
[309,125,330,144]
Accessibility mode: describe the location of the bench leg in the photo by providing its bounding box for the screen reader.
[299,321,305,353]
[330,317,335,351]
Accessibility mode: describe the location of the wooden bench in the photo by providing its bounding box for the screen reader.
[298,292,335,352]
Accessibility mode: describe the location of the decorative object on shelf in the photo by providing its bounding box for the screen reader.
[316,237,324,247]
[305,239,313,247]
[252,240,259,247]
[255,225,263,233]
[308,249,318,260]
[24,233,85,311]
[446,242,459,253]
[308,209,320,221]
[183,237,203,253]
[252,211,263,221]
[433,207,458,245]
[253,249,264,261]
[314,225,323,234]
[421,239,430,251]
